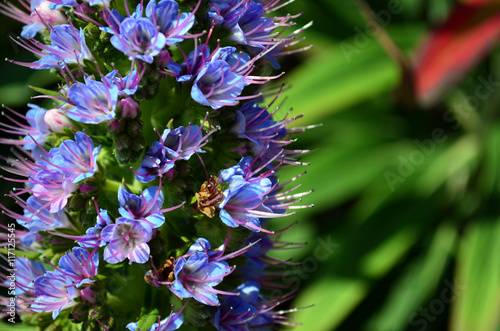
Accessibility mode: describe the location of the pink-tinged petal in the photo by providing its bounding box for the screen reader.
[104,241,128,264]
[129,243,150,263]
[102,219,152,264]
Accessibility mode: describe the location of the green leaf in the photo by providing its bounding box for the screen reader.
[450,126,500,331]
[290,196,439,330]
[28,85,59,98]
[367,222,458,331]
[137,308,159,331]
[103,261,127,269]
[291,278,369,331]
[414,134,480,196]
[451,217,500,331]
[278,138,411,218]
[273,25,425,128]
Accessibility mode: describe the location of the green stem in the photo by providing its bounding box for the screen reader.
[131,177,146,192]
[103,178,122,193]
[105,176,146,195]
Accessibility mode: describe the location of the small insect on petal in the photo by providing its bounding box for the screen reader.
[144,256,175,286]
[195,176,224,218]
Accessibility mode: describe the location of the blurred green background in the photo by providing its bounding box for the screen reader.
[2,0,500,330]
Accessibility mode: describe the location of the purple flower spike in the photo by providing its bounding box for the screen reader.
[134,140,175,183]
[146,0,195,46]
[1,148,79,214]
[217,174,273,232]
[0,0,66,39]
[190,46,258,109]
[101,218,153,264]
[67,79,119,124]
[31,271,79,319]
[48,131,101,183]
[231,89,312,165]
[104,69,142,96]
[101,8,125,34]
[164,234,260,306]
[31,170,78,213]
[82,209,113,247]
[191,60,245,109]
[228,1,273,49]
[231,100,287,154]
[238,231,303,286]
[214,281,275,330]
[162,125,209,160]
[57,247,99,288]
[0,104,50,151]
[215,280,303,330]
[9,257,47,295]
[34,24,93,69]
[167,43,211,82]
[207,0,249,28]
[17,195,71,239]
[214,46,251,71]
[85,0,111,6]
[118,185,168,230]
[135,124,213,183]
[110,17,167,63]
[216,155,304,232]
[170,238,234,306]
[48,0,79,9]
[49,207,112,248]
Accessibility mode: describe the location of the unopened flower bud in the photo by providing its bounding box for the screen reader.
[126,119,142,137]
[118,98,139,119]
[31,1,66,26]
[44,108,75,133]
[157,49,173,67]
[79,183,97,195]
[80,287,97,304]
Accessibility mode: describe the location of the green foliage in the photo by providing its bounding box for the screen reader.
[136,308,160,331]
[265,1,500,330]
[1,0,499,330]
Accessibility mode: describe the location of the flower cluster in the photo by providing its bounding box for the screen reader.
[0,248,99,320]
[0,0,313,329]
